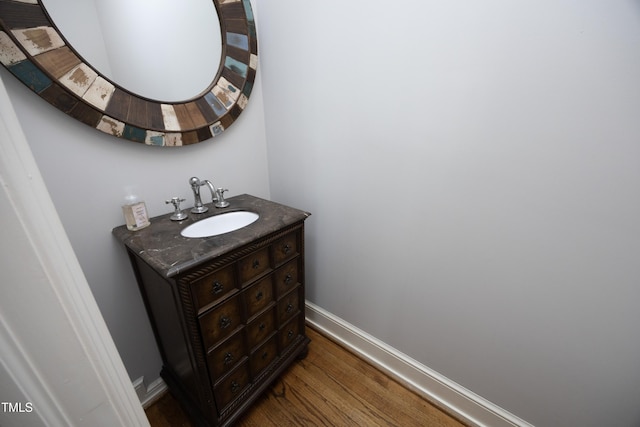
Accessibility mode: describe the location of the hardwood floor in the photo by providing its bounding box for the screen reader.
[146,327,467,427]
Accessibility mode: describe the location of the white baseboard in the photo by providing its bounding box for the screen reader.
[305,301,533,427]
[132,376,168,409]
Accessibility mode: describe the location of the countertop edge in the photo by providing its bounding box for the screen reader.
[112,194,310,278]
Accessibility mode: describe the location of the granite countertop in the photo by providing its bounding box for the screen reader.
[112,194,310,278]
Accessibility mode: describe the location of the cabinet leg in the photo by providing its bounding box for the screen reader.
[297,342,309,360]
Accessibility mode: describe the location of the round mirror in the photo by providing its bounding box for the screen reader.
[41,0,222,102]
[0,0,257,146]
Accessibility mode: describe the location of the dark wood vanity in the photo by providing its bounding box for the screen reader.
[113,194,310,426]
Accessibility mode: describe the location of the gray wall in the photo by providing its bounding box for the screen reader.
[259,1,640,426]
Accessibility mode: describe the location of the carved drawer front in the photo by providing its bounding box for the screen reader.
[250,336,277,378]
[274,259,299,297]
[191,264,236,312]
[214,362,250,411]
[273,231,299,266]
[279,315,300,351]
[200,295,242,350]
[277,288,300,325]
[246,308,276,349]
[238,247,271,285]
[207,331,247,380]
[243,276,274,319]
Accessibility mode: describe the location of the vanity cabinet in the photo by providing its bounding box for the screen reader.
[113,195,310,426]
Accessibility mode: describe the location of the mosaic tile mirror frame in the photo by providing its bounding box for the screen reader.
[0,0,257,146]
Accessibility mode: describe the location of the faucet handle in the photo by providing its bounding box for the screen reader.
[165,197,188,221]
[215,188,230,208]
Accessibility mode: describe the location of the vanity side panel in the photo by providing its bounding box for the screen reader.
[298,222,309,357]
[126,250,204,412]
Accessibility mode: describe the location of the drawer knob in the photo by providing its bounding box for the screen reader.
[220,316,232,329]
[256,291,263,301]
[223,352,234,365]
[262,351,269,360]
[286,303,294,314]
[231,381,240,393]
[282,244,291,254]
[211,281,224,295]
[284,274,293,285]
[287,330,294,338]
[252,259,260,269]
[259,322,266,331]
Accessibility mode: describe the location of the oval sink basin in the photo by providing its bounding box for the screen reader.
[181,211,259,238]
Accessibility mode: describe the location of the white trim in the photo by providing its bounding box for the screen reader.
[133,377,168,409]
[0,76,149,426]
[305,301,533,427]
[0,314,71,426]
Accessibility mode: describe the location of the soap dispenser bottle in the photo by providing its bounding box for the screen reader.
[122,195,150,231]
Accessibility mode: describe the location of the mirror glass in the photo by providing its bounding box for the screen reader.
[41,0,222,101]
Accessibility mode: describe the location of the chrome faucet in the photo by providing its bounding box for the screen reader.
[189,176,229,213]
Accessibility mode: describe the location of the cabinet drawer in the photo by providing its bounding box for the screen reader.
[238,247,271,285]
[214,362,250,412]
[207,331,247,380]
[250,336,277,378]
[274,259,299,297]
[243,276,274,319]
[200,295,242,349]
[272,231,299,266]
[279,315,301,351]
[246,307,276,349]
[277,288,300,325]
[191,264,236,312]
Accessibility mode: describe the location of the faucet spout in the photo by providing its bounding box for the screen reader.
[203,180,218,203]
[204,180,230,208]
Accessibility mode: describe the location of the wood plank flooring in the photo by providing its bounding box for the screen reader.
[146,327,467,427]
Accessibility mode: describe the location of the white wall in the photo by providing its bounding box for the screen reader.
[0,0,269,386]
[259,1,640,426]
[4,1,640,425]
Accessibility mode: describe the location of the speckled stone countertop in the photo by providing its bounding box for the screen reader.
[112,194,310,278]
